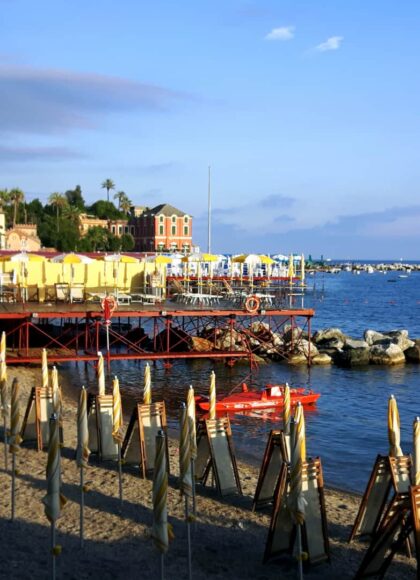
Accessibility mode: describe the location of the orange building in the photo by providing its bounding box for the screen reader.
[131,203,192,252]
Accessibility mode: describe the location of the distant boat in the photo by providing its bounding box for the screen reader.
[399,275,408,279]
[367,266,374,274]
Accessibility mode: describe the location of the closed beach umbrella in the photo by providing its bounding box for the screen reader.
[152,430,169,580]
[283,383,291,436]
[413,418,420,485]
[179,403,192,498]
[76,387,90,469]
[187,386,197,460]
[209,371,216,420]
[294,402,306,462]
[97,352,105,395]
[288,254,295,279]
[143,363,152,405]
[388,394,403,457]
[112,376,124,444]
[77,387,90,547]
[42,348,49,390]
[9,378,22,521]
[300,255,305,285]
[51,366,60,414]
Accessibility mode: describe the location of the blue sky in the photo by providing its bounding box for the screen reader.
[1,0,420,258]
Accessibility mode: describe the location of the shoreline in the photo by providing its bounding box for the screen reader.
[0,365,416,579]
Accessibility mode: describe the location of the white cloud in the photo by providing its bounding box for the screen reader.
[265,26,295,41]
[315,36,343,52]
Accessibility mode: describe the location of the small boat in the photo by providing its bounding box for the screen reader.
[196,383,320,413]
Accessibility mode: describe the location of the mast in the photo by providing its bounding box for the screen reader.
[207,165,211,254]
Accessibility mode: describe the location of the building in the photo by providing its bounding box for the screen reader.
[5,224,41,251]
[79,214,133,239]
[130,203,192,252]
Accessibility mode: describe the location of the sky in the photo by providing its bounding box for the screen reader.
[1,0,420,259]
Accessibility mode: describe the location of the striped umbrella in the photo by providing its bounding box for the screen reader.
[209,371,216,420]
[77,387,90,547]
[97,352,105,396]
[388,394,403,457]
[51,366,60,414]
[76,387,90,469]
[413,418,420,485]
[112,376,124,443]
[9,378,22,520]
[179,403,192,498]
[293,401,306,463]
[143,363,152,405]
[152,430,169,555]
[42,348,49,390]
[43,415,66,579]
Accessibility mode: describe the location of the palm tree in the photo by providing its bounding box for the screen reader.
[9,188,25,227]
[63,204,82,228]
[102,178,115,203]
[120,194,132,215]
[48,192,68,233]
[0,189,9,212]
[114,190,126,210]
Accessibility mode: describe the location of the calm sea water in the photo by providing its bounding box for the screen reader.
[61,271,420,492]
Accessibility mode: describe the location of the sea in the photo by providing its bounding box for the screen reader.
[61,269,420,493]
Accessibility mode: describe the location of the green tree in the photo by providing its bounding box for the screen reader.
[65,185,85,210]
[101,178,115,203]
[87,200,124,220]
[63,204,82,228]
[0,189,10,211]
[9,188,25,227]
[80,226,109,251]
[48,192,68,233]
[120,233,135,251]
[120,194,132,215]
[26,199,44,224]
[114,190,125,210]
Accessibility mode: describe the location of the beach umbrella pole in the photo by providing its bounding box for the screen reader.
[80,465,84,548]
[118,443,123,506]
[3,415,8,471]
[160,554,165,580]
[191,457,196,517]
[185,495,192,580]
[296,523,303,580]
[51,522,56,580]
[11,452,16,521]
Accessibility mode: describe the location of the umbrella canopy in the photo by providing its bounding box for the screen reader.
[0,252,45,263]
[388,394,403,457]
[289,403,306,525]
[143,363,152,405]
[181,253,218,263]
[232,254,261,265]
[51,366,60,415]
[76,387,90,468]
[187,386,197,460]
[101,253,139,263]
[283,383,291,436]
[144,255,173,265]
[50,253,95,264]
[112,376,124,443]
[42,415,66,523]
[97,352,105,396]
[414,418,420,485]
[41,348,49,390]
[209,371,216,420]
[258,255,276,265]
[152,430,169,554]
[179,403,192,497]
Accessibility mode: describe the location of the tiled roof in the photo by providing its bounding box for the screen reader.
[150,203,187,217]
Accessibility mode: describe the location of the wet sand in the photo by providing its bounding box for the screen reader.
[0,366,416,579]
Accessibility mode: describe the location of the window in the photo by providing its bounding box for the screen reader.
[184,215,189,223]
[111,226,115,234]
[118,226,122,235]
[171,225,176,235]
[184,226,189,235]
[159,215,164,223]
[124,226,129,234]
[172,215,176,223]
[159,225,164,235]
[130,226,135,234]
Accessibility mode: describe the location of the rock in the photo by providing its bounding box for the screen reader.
[312,327,347,344]
[370,343,406,365]
[294,339,318,358]
[317,337,344,351]
[336,347,370,367]
[190,336,214,352]
[312,353,332,365]
[344,338,369,349]
[364,330,386,345]
[271,333,284,347]
[288,353,308,365]
[405,339,420,363]
[383,330,414,351]
[249,321,270,334]
[282,326,305,343]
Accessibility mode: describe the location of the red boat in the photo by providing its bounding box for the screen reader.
[196,383,320,413]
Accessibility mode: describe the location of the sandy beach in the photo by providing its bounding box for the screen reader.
[0,366,416,579]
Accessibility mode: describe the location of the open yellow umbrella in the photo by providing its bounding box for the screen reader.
[102,253,139,263]
[97,352,105,395]
[51,253,95,264]
[0,252,46,263]
[143,363,152,405]
[209,371,216,420]
[388,394,403,457]
[259,255,276,265]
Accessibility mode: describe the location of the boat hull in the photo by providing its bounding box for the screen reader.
[196,391,320,413]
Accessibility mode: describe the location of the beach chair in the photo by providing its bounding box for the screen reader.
[55,282,70,302]
[69,283,85,303]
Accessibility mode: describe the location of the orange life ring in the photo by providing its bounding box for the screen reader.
[245,295,260,313]
[101,294,117,315]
